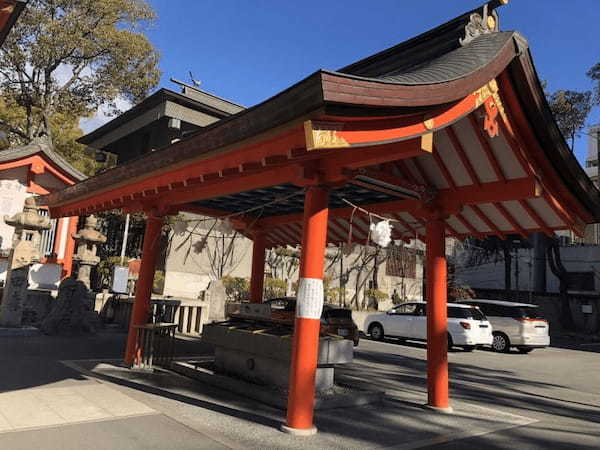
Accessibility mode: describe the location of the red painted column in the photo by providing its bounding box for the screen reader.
[283,186,329,436]
[62,217,79,278]
[425,218,451,411]
[250,232,266,303]
[124,214,163,366]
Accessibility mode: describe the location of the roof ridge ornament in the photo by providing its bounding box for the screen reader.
[459,0,509,47]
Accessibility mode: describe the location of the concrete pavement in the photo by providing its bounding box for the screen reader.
[0,331,598,449]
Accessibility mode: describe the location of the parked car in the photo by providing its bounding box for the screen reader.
[264,297,360,346]
[364,302,493,351]
[459,299,549,353]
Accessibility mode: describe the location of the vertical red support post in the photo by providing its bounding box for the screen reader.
[62,216,79,278]
[250,232,266,303]
[425,218,452,412]
[283,186,329,436]
[124,214,163,366]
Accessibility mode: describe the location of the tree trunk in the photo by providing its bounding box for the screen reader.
[372,249,379,290]
[547,239,574,330]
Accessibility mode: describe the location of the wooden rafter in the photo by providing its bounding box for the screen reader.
[431,145,457,190]
[493,202,527,237]
[518,199,553,236]
[468,115,506,182]
[445,126,481,186]
[469,204,505,238]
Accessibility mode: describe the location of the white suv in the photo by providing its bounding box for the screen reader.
[459,299,549,353]
[364,302,493,351]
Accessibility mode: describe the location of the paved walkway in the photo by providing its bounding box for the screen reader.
[0,331,546,449]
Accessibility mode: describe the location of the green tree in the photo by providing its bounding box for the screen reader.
[221,276,250,302]
[548,89,592,150]
[0,0,160,175]
[587,63,600,106]
[264,277,287,300]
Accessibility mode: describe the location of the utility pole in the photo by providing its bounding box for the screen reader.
[120,213,130,265]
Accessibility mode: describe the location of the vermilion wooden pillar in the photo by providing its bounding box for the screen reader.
[282,186,329,436]
[425,218,451,412]
[124,215,163,366]
[250,232,266,303]
[62,217,79,278]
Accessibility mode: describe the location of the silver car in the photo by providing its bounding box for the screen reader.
[459,299,550,353]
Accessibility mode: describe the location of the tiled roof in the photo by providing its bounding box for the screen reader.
[0,138,87,181]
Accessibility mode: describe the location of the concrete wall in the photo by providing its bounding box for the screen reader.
[473,287,600,335]
[456,245,600,294]
[161,213,425,304]
[162,213,253,298]
[0,177,28,251]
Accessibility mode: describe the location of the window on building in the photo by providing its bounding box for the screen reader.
[38,209,58,257]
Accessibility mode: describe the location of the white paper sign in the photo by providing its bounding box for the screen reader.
[0,180,27,251]
[296,277,324,319]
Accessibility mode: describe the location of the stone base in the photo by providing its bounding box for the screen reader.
[422,404,454,414]
[215,346,334,391]
[170,358,384,411]
[0,326,41,337]
[280,424,318,436]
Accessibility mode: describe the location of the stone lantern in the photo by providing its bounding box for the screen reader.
[0,197,51,327]
[72,215,107,290]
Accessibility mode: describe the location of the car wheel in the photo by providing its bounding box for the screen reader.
[447,333,454,350]
[492,332,510,353]
[517,347,533,354]
[462,345,476,352]
[369,323,384,341]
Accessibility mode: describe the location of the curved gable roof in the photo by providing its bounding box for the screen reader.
[0,138,87,182]
[40,1,600,226]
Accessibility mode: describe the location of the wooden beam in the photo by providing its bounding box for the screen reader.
[303,95,479,151]
[321,138,429,173]
[256,177,541,229]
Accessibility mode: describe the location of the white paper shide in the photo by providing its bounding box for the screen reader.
[296,277,324,319]
[370,220,393,248]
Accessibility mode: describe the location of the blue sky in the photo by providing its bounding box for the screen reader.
[130,1,600,164]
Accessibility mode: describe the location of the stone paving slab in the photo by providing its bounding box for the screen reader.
[0,414,230,450]
[64,358,537,450]
[0,383,156,433]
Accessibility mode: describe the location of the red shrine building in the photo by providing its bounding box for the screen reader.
[42,0,600,435]
[0,140,85,287]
